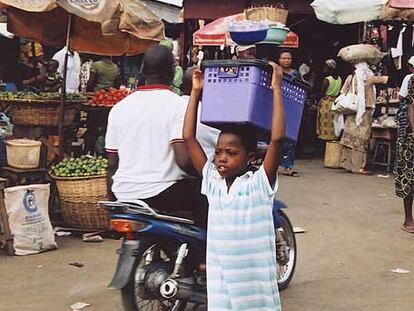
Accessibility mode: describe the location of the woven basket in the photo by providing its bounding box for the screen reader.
[52,174,109,229]
[59,199,110,230]
[5,99,81,127]
[245,7,288,25]
[53,174,107,201]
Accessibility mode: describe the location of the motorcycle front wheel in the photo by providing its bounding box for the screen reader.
[121,240,187,311]
[276,210,297,291]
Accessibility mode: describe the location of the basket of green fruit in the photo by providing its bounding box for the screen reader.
[0,92,86,127]
[51,155,110,229]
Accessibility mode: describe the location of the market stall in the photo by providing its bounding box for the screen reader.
[0,1,165,247]
[310,0,414,172]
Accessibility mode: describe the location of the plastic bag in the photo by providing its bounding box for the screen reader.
[332,76,358,114]
[0,113,13,137]
[311,0,387,24]
[4,184,57,255]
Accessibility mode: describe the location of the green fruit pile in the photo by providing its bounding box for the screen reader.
[52,155,108,178]
[0,91,86,101]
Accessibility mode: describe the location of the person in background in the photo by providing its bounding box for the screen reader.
[278,49,300,80]
[20,42,47,91]
[236,45,257,60]
[160,39,184,95]
[105,45,203,226]
[43,60,62,92]
[79,54,93,92]
[52,46,81,93]
[86,57,120,91]
[299,54,316,88]
[182,66,220,157]
[339,62,388,175]
[396,60,414,233]
[278,49,300,177]
[399,56,414,99]
[317,59,342,142]
[181,66,220,229]
[183,62,285,311]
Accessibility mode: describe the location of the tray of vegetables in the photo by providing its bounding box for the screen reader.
[85,88,130,107]
[0,91,86,103]
[0,91,86,126]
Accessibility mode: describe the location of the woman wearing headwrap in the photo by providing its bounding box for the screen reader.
[317,59,342,141]
[395,58,414,233]
[339,62,388,174]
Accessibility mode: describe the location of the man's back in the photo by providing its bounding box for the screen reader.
[105,85,187,200]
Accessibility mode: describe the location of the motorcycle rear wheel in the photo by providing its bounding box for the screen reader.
[276,210,297,291]
[121,241,187,311]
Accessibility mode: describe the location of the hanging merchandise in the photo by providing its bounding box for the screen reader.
[311,0,387,25]
[391,25,407,69]
[332,76,358,115]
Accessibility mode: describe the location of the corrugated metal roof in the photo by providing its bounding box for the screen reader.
[140,0,182,23]
[155,0,182,7]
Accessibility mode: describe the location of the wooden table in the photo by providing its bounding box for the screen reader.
[371,127,397,172]
[1,166,49,187]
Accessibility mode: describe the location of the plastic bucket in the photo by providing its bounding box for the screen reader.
[6,139,41,169]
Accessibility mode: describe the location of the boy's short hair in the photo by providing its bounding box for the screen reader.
[220,126,257,153]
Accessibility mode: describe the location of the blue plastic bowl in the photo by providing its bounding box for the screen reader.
[229,29,268,46]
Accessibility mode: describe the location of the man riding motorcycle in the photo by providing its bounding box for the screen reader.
[105,45,205,227]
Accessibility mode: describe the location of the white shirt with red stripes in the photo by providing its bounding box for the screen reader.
[105,84,188,200]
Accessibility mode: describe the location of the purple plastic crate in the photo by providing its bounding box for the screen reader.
[200,60,306,141]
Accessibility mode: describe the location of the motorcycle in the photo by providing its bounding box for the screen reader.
[100,198,297,311]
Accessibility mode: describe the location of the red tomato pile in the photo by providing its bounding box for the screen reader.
[88,88,130,107]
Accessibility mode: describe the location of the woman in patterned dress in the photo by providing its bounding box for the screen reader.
[317,59,342,141]
[396,76,414,233]
[339,62,388,174]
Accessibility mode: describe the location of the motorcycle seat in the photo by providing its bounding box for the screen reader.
[107,200,195,225]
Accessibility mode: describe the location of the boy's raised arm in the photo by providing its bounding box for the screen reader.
[263,62,285,185]
[183,69,208,175]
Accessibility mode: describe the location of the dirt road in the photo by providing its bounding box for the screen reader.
[1,160,413,311]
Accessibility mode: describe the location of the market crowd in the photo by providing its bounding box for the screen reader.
[2,38,413,234]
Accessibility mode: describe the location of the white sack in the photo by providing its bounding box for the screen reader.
[4,184,57,255]
[311,0,387,24]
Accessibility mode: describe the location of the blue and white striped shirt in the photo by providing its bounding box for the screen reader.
[202,162,281,311]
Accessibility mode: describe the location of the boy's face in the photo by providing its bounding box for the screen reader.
[214,133,251,179]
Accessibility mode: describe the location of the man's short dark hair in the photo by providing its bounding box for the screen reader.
[142,45,174,85]
[220,125,258,153]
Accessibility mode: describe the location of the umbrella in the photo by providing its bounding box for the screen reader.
[0,0,165,157]
[193,13,299,48]
[0,0,165,56]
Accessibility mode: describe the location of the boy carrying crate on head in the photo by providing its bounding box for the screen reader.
[183,62,285,311]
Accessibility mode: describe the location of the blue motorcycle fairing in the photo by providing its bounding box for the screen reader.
[112,213,207,248]
[108,199,287,289]
[109,239,142,289]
